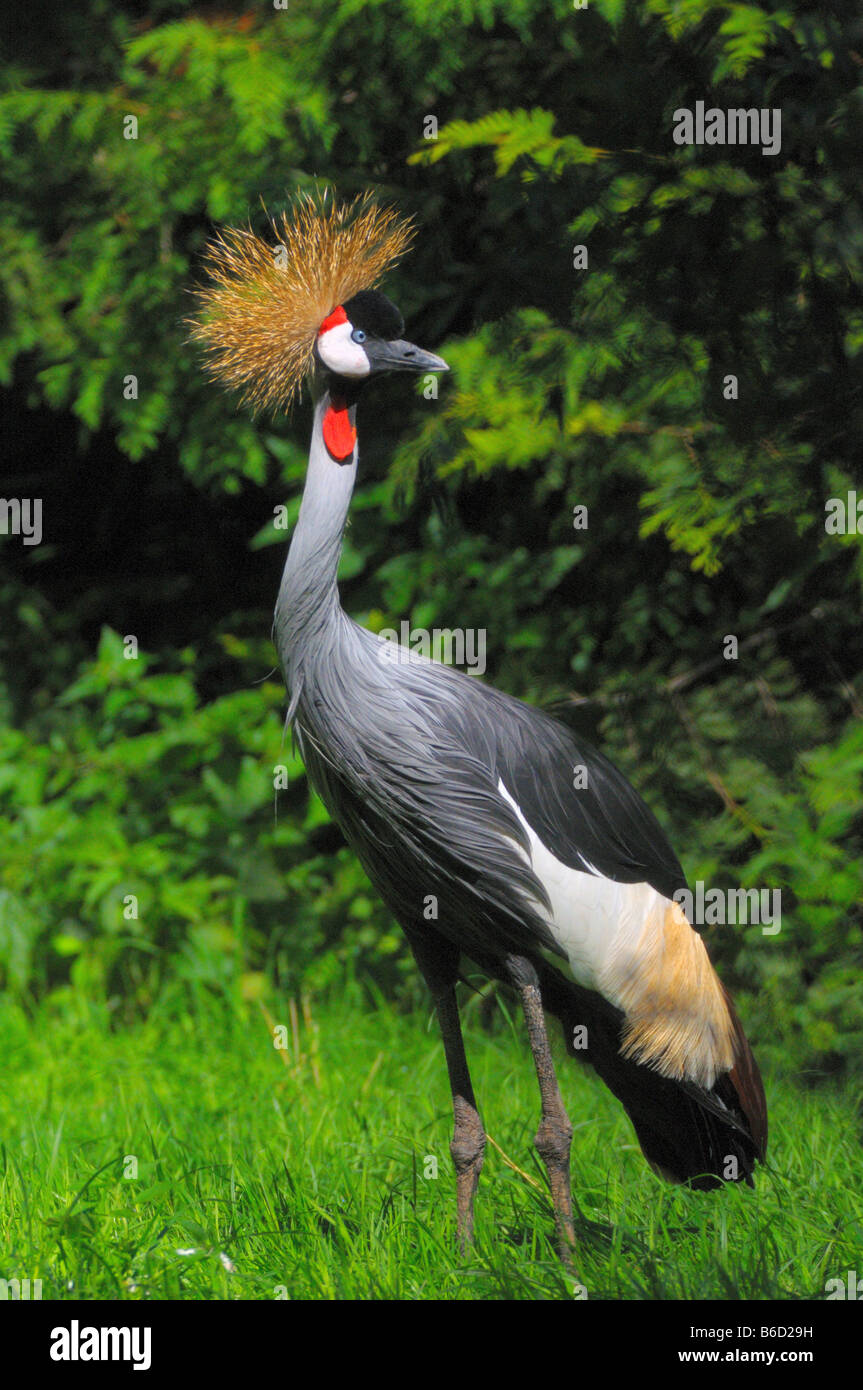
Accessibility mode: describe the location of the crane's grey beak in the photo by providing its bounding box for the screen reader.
[365,338,449,375]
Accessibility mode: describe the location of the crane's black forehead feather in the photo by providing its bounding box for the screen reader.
[342,289,404,340]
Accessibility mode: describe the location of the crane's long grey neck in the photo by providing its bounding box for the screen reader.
[274,391,357,702]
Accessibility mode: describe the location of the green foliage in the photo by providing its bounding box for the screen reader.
[411,107,608,174]
[0,628,412,1011]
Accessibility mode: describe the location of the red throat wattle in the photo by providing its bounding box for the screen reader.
[323,397,357,462]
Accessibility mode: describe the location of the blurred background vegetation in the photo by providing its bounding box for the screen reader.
[1,0,861,1082]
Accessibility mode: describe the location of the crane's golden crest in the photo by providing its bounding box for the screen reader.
[189,192,415,412]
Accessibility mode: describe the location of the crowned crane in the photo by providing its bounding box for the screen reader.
[191,194,768,1257]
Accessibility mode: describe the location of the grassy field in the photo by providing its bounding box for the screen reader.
[0,983,860,1302]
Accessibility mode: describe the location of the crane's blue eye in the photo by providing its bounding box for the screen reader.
[351,328,367,343]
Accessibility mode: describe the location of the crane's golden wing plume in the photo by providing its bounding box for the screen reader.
[189,192,415,413]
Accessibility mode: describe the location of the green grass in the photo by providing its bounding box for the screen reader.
[0,984,860,1300]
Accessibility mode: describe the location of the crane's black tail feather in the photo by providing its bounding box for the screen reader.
[536,961,768,1189]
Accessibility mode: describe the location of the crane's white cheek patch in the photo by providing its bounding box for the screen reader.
[317,322,371,377]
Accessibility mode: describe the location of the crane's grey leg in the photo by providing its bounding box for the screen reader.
[409,933,485,1250]
[506,954,577,1258]
[434,983,485,1250]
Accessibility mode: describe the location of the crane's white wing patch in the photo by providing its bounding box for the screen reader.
[497,779,735,1087]
[497,778,655,995]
